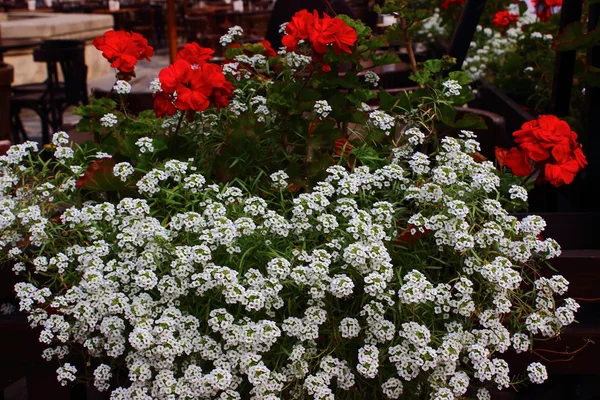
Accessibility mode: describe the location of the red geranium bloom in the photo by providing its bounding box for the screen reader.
[545,159,580,186]
[513,115,577,161]
[176,43,215,66]
[201,63,234,110]
[492,11,519,28]
[259,40,277,57]
[93,30,154,73]
[155,59,233,116]
[497,115,586,187]
[309,13,357,55]
[153,91,177,117]
[441,0,465,10]
[174,70,212,112]
[495,146,532,176]
[282,9,317,51]
[158,59,190,94]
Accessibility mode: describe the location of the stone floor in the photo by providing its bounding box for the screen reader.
[16,48,171,144]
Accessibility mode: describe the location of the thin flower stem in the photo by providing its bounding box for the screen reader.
[400,18,419,77]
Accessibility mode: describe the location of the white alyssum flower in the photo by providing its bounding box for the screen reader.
[149,78,162,93]
[270,170,289,189]
[442,79,462,96]
[113,80,131,95]
[135,137,154,153]
[52,131,70,146]
[314,100,332,119]
[100,113,118,128]
[220,25,243,46]
[56,363,77,386]
[364,71,380,87]
[369,110,395,135]
[527,362,548,384]
[113,162,135,182]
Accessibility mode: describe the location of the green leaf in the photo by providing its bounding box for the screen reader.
[410,70,431,85]
[448,71,472,86]
[424,59,442,74]
[438,103,457,125]
[554,22,600,51]
[449,113,488,130]
[369,51,401,67]
[379,89,410,112]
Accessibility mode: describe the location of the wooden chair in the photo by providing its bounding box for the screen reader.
[10,40,88,144]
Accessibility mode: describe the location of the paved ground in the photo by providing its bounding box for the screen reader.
[16,48,171,144]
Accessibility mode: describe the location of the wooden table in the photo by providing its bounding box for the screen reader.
[0,38,42,62]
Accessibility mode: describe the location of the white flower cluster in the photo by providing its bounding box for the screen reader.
[442,80,462,97]
[250,95,270,123]
[0,131,577,399]
[283,52,312,71]
[113,162,135,182]
[220,25,244,46]
[149,78,162,94]
[270,170,289,190]
[364,71,380,87]
[113,80,132,95]
[314,100,332,119]
[369,110,395,135]
[135,137,154,154]
[100,113,119,128]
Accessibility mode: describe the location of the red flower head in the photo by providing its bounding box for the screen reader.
[93,30,154,74]
[155,59,233,116]
[153,91,177,117]
[513,115,577,161]
[158,59,190,95]
[493,10,519,28]
[545,159,580,186]
[176,43,215,66]
[441,0,465,10]
[497,115,587,187]
[258,40,277,57]
[282,9,316,52]
[308,12,357,55]
[495,146,532,176]
[201,63,234,110]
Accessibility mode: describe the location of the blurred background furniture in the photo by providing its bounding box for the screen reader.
[10,39,88,144]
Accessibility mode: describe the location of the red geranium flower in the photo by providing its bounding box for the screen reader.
[155,59,233,116]
[309,13,357,55]
[282,9,316,52]
[495,147,532,177]
[492,11,519,28]
[158,59,190,94]
[496,115,587,187]
[201,63,234,110]
[258,40,277,57]
[93,30,153,74]
[153,91,177,117]
[545,159,580,186]
[176,43,215,66]
[281,9,357,55]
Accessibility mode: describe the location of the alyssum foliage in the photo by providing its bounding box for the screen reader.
[0,8,582,400]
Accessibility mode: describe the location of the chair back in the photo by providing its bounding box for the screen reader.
[34,40,88,106]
